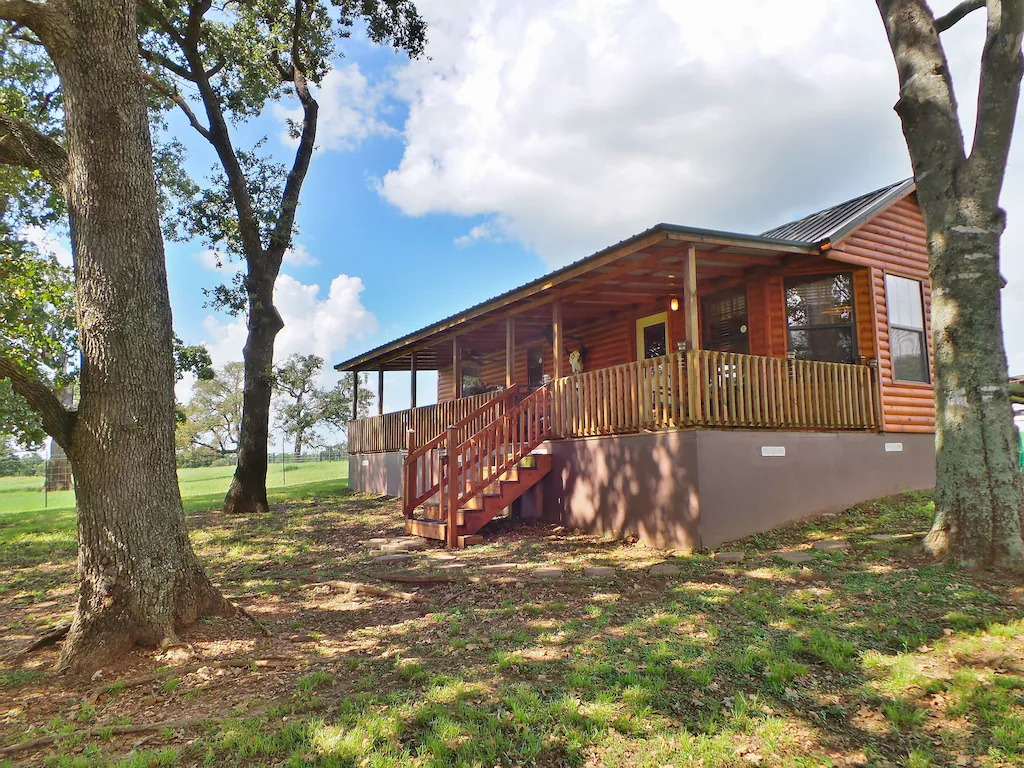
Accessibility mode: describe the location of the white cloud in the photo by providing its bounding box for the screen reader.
[21,226,72,267]
[373,0,1024,372]
[454,220,506,247]
[274,64,395,151]
[283,243,320,267]
[200,273,377,384]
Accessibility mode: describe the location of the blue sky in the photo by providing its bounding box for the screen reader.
[118,0,1024,425]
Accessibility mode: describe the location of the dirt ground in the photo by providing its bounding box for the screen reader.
[2,489,1023,767]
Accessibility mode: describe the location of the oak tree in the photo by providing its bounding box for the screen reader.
[136,0,425,514]
[876,0,1024,569]
[0,0,233,673]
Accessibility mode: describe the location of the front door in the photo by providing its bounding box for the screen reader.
[702,287,749,353]
[636,312,669,361]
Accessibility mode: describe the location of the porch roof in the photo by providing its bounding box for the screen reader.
[333,222,819,373]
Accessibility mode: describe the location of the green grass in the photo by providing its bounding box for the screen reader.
[0,460,347,518]
[3,487,1024,767]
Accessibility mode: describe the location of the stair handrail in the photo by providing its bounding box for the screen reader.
[451,383,551,510]
[403,385,523,516]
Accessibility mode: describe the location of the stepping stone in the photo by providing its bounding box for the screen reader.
[583,566,616,578]
[395,538,427,551]
[812,539,851,552]
[713,551,745,564]
[774,550,815,564]
[381,542,412,553]
[374,553,413,564]
[534,567,563,578]
[648,563,679,576]
[437,562,468,570]
[480,563,518,573]
[867,533,918,542]
[429,552,460,561]
[363,538,390,549]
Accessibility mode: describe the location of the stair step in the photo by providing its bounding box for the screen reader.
[458,534,483,549]
[405,518,446,540]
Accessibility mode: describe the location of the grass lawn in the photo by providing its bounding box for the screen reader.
[1,485,1023,767]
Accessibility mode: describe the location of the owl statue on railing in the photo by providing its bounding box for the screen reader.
[569,348,584,375]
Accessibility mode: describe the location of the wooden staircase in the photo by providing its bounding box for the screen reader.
[402,385,553,547]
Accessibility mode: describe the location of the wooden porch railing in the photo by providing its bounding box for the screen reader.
[401,386,523,517]
[550,350,878,437]
[348,391,495,454]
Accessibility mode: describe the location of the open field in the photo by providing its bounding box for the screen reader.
[2,485,1024,767]
[0,460,348,518]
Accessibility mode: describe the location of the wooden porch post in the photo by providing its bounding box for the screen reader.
[505,316,516,389]
[377,368,384,416]
[453,335,462,399]
[410,352,418,409]
[683,245,700,350]
[351,371,359,421]
[552,300,564,380]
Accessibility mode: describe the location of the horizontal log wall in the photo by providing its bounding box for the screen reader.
[831,193,935,433]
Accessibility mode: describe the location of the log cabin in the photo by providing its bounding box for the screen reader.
[335,179,936,550]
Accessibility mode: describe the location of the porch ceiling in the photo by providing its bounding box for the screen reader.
[335,223,821,373]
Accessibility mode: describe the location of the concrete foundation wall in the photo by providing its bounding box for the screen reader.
[695,431,935,548]
[542,430,935,551]
[541,431,702,552]
[348,451,404,496]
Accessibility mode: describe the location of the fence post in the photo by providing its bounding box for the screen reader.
[446,425,459,548]
[403,429,415,518]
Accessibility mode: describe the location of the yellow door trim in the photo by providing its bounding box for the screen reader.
[636,311,669,361]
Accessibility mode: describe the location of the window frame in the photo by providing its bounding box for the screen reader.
[784,272,858,364]
[884,273,931,385]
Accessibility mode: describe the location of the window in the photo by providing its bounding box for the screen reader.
[636,312,668,360]
[526,347,545,388]
[703,288,749,353]
[785,273,856,363]
[886,274,929,383]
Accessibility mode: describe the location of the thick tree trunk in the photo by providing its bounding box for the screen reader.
[223,280,282,514]
[50,0,233,672]
[924,208,1024,569]
[876,0,1024,571]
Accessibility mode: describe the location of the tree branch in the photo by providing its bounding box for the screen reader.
[142,71,213,141]
[967,0,1024,209]
[265,2,317,267]
[0,0,51,33]
[0,111,68,190]
[136,0,186,48]
[935,0,985,32]
[875,0,966,208]
[0,354,74,450]
[139,44,197,82]
[177,2,266,264]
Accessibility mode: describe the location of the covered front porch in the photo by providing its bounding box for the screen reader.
[342,222,883,455]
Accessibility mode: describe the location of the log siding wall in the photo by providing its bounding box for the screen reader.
[830,193,935,433]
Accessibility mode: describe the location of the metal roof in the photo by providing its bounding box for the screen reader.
[760,178,915,243]
[333,223,816,372]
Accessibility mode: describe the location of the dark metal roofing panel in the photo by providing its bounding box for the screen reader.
[333,223,815,372]
[760,178,915,244]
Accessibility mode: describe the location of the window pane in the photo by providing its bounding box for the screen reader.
[789,327,855,364]
[886,275,924,330]
[643,322,667,359]
[891,328,928,382]
[786,274,854,327]
[703,288,749,353]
